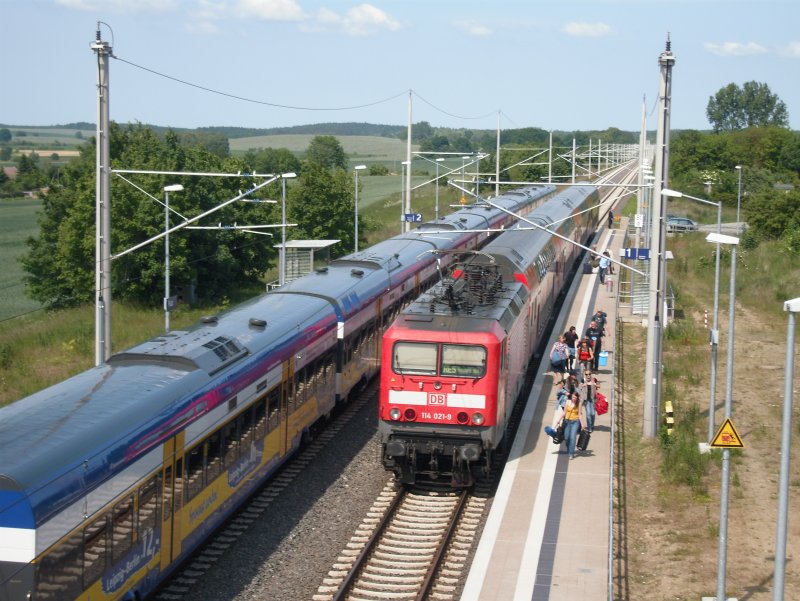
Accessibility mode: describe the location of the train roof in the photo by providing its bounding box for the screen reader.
[0,291,335,525]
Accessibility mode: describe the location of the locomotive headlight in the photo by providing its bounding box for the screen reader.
[433,381,442,390]
[472,412,485,425]
[389,408,402,420]
[404,408,417,421]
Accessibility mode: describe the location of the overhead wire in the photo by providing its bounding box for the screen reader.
[113,54,408,112]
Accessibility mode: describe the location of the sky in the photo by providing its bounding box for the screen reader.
[2,0,800,133]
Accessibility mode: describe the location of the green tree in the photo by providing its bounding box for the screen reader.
[22,123,279,309]
[242,147,301,176]
[706,81,789,132]
[0,128,11,143]
[305,135,347,170]
[287,163,355,255]
[178,131,230,158]
[368,164,389,176]
[744,189,800,240]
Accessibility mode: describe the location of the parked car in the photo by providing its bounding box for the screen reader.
[667,216,698,232]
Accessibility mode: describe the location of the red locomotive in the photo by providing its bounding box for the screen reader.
[379,185,599,486]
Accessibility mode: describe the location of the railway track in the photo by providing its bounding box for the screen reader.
[315,485,487,601]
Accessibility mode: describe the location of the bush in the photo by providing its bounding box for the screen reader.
[369,164,389,176]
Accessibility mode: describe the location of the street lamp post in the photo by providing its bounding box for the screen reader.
[774,296,800,601]
[279,172,297,286]
[735,165,742,229]
[662,188,722,441]
[163,184,184,333]
[435,157,445,220]
[706,231,740,601]
[353,165,367,253]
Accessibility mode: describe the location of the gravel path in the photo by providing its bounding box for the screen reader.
[179,397,390,601]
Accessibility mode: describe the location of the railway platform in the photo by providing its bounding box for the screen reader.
[461,216,630,601]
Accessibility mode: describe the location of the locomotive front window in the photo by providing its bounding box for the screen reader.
[441,344,486,377]
[393,341,437,375]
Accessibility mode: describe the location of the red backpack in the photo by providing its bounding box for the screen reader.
[595,392,608,415]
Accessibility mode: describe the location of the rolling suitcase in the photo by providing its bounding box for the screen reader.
[577,428,591,451]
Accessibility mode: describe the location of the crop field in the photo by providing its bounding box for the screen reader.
[0,199,44,321]
[4,126,88,147]
[229,134,418,164]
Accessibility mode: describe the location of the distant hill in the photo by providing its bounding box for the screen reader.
[197,122,406,139]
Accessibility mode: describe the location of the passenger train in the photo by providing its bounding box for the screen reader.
[378,185,600,487]
[0,184,558,601]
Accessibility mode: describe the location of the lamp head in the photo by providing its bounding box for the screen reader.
[164,184,184,192]
[354,165,367,171]
[706,232,740,245]
[784,297,800,313]
[661,188,682,198]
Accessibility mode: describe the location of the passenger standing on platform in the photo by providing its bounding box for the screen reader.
[577,339,594,377]
[563,326,579,372]
[549,336,569,383]
[604,250,615,275]
[585,320,604,371]
[582,376,597,432]
[562,392,586,459]
[608,211,614,229]
[592,308,608,342]
[598,252,611,284]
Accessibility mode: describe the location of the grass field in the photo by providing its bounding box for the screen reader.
[0,198,44,321]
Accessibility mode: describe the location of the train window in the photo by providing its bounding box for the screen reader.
[185,445,204,500]
[441,344,486,377]
[163,465,173,521]
[112,496,134,563]
[222,420,238,466]
[206,431,223,483]
[83,515,107,585]
[267,387,281,432]
[255,398,267,440]
[174,457,184,513]
[36,531,83,600]
[393,341,437,375]
[138,475,159,536]
[240,406,255,452]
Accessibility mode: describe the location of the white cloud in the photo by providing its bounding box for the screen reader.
[55,0,177,12]
[704,41,767,56]
[454,20,492,37]
[562,21,611,38]
[308,3,401,36]
[235,0,307,21]
[779,41,800,58]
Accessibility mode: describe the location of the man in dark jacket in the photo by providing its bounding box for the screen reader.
[585,320,604,371]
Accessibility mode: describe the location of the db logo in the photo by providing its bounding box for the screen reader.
[428,392,446,405]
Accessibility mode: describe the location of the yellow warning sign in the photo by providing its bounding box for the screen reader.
[710,418,744,448]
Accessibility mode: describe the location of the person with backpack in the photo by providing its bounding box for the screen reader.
[563,325,579,372]
[549,335,569,383]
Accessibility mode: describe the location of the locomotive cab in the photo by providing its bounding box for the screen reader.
[379,321,505,487]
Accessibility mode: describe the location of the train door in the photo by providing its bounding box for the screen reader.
[159,432,185,570]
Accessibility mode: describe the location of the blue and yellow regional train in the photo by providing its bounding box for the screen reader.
[0,184,557,601]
